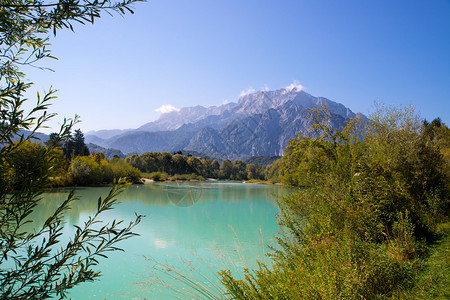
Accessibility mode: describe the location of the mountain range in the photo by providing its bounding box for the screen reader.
[86,87,361,160]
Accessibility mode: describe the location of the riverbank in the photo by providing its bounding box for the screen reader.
[398,222,450,298]
[243,179,284,185]
[141,177,284,186]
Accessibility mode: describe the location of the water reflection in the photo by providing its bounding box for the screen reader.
[35,182,288,299]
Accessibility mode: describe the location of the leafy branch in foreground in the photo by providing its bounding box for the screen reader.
[1,0,144,298]
[0,180,142,299]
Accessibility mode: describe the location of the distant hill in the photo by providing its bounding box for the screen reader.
[86,143,126,159]
[86,87,365,159]
[245,156,282,166]
[10,131,126,160]
[85,129,132,140]
[12,130,49,143]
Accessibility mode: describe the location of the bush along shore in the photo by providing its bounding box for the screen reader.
[5,131,278,187]
[218,105,449,299]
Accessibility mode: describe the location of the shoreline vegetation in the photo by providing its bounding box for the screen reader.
[216,106,450,299]
[140,177,279,185]
[6,134,281,188]
[132,106,449,299]
[3,105,449,298]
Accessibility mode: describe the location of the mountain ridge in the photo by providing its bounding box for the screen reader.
[86,87,363,159]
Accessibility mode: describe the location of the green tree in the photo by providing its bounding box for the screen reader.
[109,156,141,183]
[264,158,282,183]
[92,151,106,164]
[246,163,264,180]
[187,155,202,174]
[0,0,143,298]
[157,152,172,173]
[232,159,247,180]
[72,129,90,156]
[125,154,144,171]
[171,153,188,174]
[45,132,64,148]
[219,159,233,179]
[63,129,90,159]
[2,141,65,190]
[141,152,157,173]
[207,158,220,178]
[70,155,102,185]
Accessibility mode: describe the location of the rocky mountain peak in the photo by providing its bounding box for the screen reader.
[86,86,363,159]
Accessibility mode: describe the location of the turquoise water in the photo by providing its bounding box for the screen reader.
[39,182,286,299]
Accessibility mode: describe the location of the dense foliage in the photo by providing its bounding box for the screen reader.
[70,154,141,185]
[0,0,142,298]
[126,151,267,181]
[245,156,282,167]
[3,135,141,187]
[220,105,449,299]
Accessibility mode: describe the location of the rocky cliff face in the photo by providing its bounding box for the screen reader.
[86,88,362,159]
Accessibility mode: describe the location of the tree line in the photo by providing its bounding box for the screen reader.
[5,130,280,188]
[125,151,267,181]
[4,129,141,188]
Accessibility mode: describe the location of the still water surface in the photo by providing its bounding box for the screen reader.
[38,182,287,299]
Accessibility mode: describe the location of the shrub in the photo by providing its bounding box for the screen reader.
[110,157,141,183]
[144,171,169,181]
[2,141,66,190]
[169,173,205,181]
[70,156,103,185]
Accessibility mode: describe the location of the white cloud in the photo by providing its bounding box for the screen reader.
[285,81,304,93]
[240,87,255,98]
[155,104,180,114]
[263,84,270,92]
[154,238,174,249]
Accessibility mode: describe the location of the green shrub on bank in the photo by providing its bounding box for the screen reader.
[143,171,169,181]
[264,158,283,183]
[169,173,205,181]
[220,105,449,298]
[70,155,141,185]
[70,156,103,185]
[2,141,67,189]
[141,172,205,181]
[109,157,142,183]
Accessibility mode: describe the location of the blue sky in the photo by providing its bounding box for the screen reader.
[26,0,450,132]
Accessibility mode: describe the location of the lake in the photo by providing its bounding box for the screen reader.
[37,181,287,299]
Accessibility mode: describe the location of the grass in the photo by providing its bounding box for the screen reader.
[397,222,450,299]
[134,253,227,299]
[131,223,274,299]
